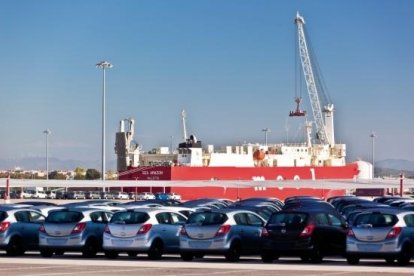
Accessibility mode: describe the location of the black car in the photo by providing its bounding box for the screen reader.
[261,208,347,263]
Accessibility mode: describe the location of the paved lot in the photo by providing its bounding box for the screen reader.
[0,254,412,276]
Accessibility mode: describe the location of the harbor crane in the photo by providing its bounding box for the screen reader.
[294,12,335,145]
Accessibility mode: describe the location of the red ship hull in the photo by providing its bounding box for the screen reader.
[118,163,359,200]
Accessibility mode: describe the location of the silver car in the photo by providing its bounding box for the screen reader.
[0,206,45,256]
[179,209,266,262]
[39,208,113,257]
[103,208,187,259]
[346,209,414,265]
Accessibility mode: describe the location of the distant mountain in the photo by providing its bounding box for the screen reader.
[0,157,117,172]
[376,159,414,172]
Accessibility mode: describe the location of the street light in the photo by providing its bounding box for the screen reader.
[43,129,51,180]
[262,128,271,146]
[96,61,113,185]
[370,131,376,178]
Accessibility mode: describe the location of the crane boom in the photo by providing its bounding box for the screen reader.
[295,12,334,145]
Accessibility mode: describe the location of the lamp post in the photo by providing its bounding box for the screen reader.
[43,129,51,180]
[370,131,376,178]
[262,128,271,146]
[96,61,113,186]
[170,135,174,154]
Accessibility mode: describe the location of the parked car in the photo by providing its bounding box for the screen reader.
[103,208,187,259]
[18,190,34,199]
[31,190,47,199]
[0,206,45,256]
[261,208,348,263]
[128,192,138,200]
[168,193,182,201]
[138,192,156,200]
[46,191,56,199]
[85,191,102,200]
[66,191,86,200]
[154,193,171,200]
[111,192,129,200]
[180,209,266,262]
[346,209,414,265]
[55,191,67,200]
[39,208,113,257]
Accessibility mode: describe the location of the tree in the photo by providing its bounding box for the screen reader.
[48,171,66,180]
[85,168,101,180]
[74,167,86,180]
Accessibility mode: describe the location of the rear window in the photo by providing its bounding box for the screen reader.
[187,212,228,225]
[0,211,7,221]
[268,212,308,227]
[354,213,398,227]
[46,211,84,223]
[110,212,150,224]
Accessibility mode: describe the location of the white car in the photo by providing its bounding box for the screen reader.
[138,192,156,200]
[31,190,47,199]
[168,193,182,201]
[111,192,129,200]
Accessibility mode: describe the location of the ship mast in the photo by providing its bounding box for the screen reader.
[295,12,334,145]
[181,109,188,141]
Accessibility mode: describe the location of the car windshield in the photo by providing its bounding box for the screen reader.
[110,212,150,224]
[354,213,398,227]
[268,212,308,227]
[0,211,7,221]
[187,212,228,225]
[46,211,84,223]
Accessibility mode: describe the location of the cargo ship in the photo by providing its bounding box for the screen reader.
[115,13,367,200]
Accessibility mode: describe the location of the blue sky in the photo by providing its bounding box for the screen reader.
[0,0,413,169]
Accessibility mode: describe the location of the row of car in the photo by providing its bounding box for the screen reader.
[6,190,182,201]
[0,196,413,266]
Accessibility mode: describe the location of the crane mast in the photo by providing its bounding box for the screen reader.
[295,12,334,145]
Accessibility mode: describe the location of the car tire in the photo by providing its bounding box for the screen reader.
[6,237,24,256]
[148,240,163,260]
[385,257,394,264]
[261,250,274,263]
[310,242,323,263]
[104,250,118,259]
[180,252,194,261]
[55,250,64,256]
[40,249,54,258]
[128,252,138,257]
[346,256,360,265]
[82,238,98,258]
[225,241,241,262]
[194,253,204,259]
[397,245,412,266]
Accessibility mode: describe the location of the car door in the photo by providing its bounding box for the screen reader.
[155,212,186,252]
[14,210,45,250]
[327,213,347,254]
[233,212,256,253]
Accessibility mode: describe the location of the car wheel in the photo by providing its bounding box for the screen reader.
[261,250,274,263]
[6,237,24,256]
[346,256,360,265]
[180,252,194,261]
[397,245,412,266]
[194,253,204,259]
[40,249,54,258]
[385,257,394,264]
[128,252,138,257]
[104,250,118,259]
[148,240,163,260]
[82,238,98,258]
[310,242,323,263]
[54,250,64,256]
[225,241,241,262]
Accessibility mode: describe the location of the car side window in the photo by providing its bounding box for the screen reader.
[234,213,248,225]
[170,212,187,224]
[15,211,30,222]
[327,213,343,227]
[104,212,113,222]
[246,213,263,226]
[156,212,172,224]
[315,213,329,225]
[90,211,104,223]
[404,214,414,227]
[30,211,45,223]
